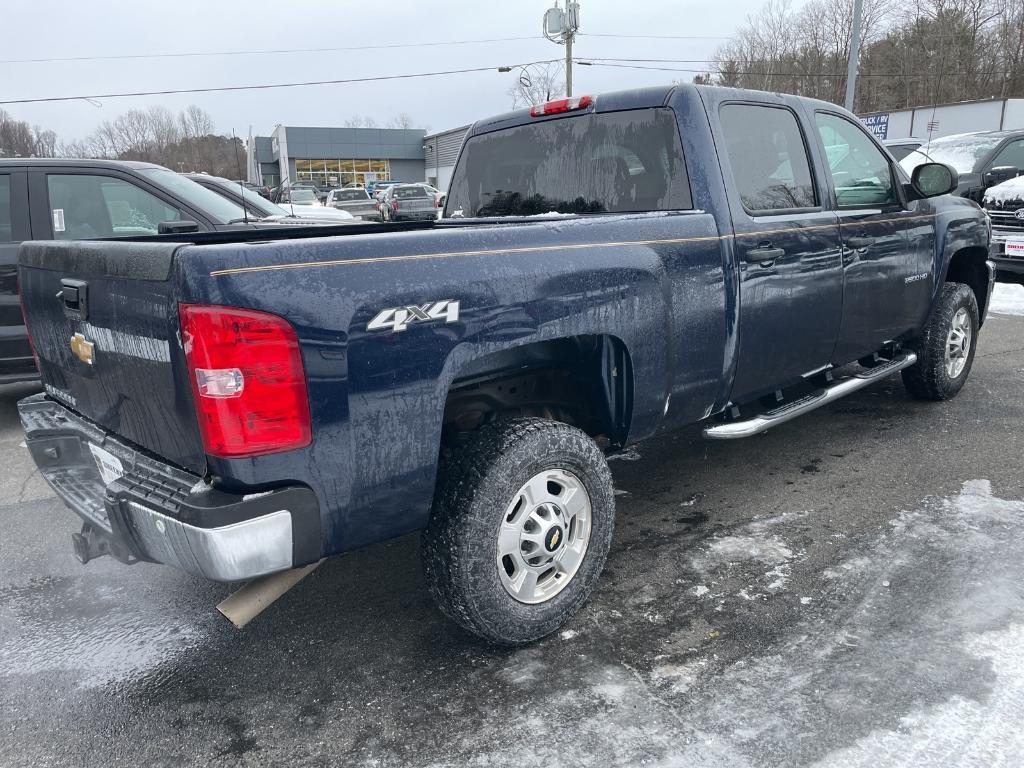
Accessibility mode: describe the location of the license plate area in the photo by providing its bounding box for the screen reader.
[1005,237,1024,260]
[89,443,125,486]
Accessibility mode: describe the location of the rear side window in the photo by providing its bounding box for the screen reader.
[447,108,692,217]
[0,175,11,242]
[720,104,817,213]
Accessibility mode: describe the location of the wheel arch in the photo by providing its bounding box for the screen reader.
[942,245,991,322]
[441,334,635,450]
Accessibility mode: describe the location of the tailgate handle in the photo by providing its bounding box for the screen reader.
[60,278,88,319]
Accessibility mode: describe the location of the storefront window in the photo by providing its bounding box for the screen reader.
[293,159,391,188]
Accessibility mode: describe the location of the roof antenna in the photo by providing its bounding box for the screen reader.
[231,129,249,225]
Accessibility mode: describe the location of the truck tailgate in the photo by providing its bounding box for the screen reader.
[18,240,205,474]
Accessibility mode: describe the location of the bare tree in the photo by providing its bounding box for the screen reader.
[343,115,379,128]
[386,113,416,129]
[509,62,567,108]
[0,109,59,157]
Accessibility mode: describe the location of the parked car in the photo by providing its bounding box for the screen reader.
[324,187,382,221]
[0,159,361,385]
[379,183,439,222]
[187,174,355,225]
[882,137,923,161]
[982,175,1024,285]
[16,84,991,645]
[236,180,271,199]
[900,130,1024,202]
[275,186,329,214]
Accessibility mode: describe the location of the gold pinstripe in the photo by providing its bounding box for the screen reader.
[208,212,938,277]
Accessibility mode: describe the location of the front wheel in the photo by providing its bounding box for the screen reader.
[902,282,979,400]
[421,417,615,645]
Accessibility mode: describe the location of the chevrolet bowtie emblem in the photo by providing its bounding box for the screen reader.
[70,333,95,365]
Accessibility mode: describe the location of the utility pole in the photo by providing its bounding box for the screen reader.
[566,24,573,97]
[844,0,864,112]
[544,1,580,98]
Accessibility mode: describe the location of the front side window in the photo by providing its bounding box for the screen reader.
[0,175,12,242]
[991,139,1024,171]
[446,108,692,217]
[46,174,185,239]
[720,104,817,213]
[816,113,898,208]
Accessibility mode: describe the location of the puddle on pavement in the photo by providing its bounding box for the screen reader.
[0,574,202,689]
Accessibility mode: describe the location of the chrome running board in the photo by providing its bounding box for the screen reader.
[703,352,918,440]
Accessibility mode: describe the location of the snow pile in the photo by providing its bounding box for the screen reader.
[989,283,1024,316]
[984,175,1024,205]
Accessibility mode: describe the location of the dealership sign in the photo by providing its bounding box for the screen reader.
[860,113,889,140]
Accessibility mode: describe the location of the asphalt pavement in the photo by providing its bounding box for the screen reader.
[2,299,1024,768]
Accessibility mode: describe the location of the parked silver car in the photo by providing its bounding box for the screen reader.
[380,183,440,222]
[325,187,382,221]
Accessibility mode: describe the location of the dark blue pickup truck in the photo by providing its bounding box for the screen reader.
[17,84,992,644]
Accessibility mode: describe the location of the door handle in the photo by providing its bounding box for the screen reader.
[846,235,875,250]
[745,246,785,263]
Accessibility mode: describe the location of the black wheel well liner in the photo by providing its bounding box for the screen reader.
[944,246,991,321]
[443,335,634,448]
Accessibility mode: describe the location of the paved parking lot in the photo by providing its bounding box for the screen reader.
[2,294,1024,768]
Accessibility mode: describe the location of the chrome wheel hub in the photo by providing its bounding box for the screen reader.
[496,468,592,604]
[944,307,972,379]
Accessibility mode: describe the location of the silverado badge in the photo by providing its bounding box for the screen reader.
[70,332,95,365]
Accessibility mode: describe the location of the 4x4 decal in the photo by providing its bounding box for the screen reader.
[366,300,460,333]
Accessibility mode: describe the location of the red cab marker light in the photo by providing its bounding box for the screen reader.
[529,95,593,117]
[180,304,311,458]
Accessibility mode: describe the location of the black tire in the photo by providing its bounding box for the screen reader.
[421,417,615,645]
[902,282,979,401]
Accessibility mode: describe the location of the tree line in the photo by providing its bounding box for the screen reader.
[0,104,247,178]
[699,0,1024,114]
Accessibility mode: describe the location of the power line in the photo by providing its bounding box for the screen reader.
[0,59,562,105]
[579,32,733,40]
[0,36,544,66]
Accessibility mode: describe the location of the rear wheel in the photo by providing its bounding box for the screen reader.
[421,417,615,645]
[902,282,979,400]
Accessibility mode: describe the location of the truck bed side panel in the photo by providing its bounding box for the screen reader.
[177,213,725,554]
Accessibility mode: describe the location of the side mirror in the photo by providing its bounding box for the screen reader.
[983,165,1018,190]
[158,220,200,235]
[910,162,958,200]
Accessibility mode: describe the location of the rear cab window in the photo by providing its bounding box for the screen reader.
[446,108,692,217]
[719,103,817,214]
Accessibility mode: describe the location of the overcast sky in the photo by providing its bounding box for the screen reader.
[2,0,766,141]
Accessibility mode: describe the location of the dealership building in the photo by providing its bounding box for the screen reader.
[248,125,427,190]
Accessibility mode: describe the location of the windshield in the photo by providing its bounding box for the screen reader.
[446,108,692,217]
[395,186,430,199]
[899,135,1004,174]
[334,189,369,201]
[140,168,247,224]
[282,188,317,204]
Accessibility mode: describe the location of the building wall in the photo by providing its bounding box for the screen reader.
[860,99,1024,140]
[424,125,471,191]
[252,125,426,188]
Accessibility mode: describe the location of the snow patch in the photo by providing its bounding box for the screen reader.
[608,446,642,462]
[984,174,1024,204]
[692,585,710,597]
[989,283,1024,317]
[559,629,579,640]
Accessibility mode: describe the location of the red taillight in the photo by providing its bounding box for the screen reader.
[530,95,592,117]
[180,304,311,458]
[391,200,399,211]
